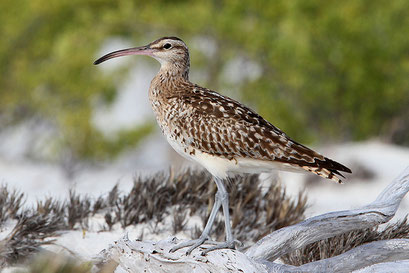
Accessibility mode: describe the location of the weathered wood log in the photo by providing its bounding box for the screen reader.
[262,239,409,273]
[354,259,409,273]
[95,166,409,273]
[246,166,409,261]
[96,235,268,273]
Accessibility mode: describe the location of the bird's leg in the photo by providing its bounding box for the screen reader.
[201,177,238,255]
[169,184,222,255]
[170,176,238,255]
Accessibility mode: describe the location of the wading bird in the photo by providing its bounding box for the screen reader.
[94,37,351,255]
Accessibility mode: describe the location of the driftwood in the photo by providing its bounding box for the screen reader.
[95,166,409,273]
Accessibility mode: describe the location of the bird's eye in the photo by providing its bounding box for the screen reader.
[163,43,172,49]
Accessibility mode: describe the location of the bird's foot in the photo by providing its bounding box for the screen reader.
[170,236,212,255]
[200,239,241,255]
[170,236,241,256]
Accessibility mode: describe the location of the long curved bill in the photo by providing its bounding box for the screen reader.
[94,45,154,65]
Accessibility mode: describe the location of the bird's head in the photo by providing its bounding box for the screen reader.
[94,37,190,77]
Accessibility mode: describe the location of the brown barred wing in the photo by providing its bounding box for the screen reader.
[170,88,351,181]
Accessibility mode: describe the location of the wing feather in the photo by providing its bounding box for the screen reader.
[168,86,351,180]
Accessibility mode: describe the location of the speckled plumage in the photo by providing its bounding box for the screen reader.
[145,37,351,183]
[94,36,351,254]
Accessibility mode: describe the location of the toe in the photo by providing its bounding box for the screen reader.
[185,237,207,255]
[170,236,208,254]
[201,240,237,255]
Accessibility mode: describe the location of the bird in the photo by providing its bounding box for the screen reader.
[94,36,352,255]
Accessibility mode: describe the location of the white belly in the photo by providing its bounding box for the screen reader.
[166,135,302,179]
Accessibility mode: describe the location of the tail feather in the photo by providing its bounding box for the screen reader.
[308,156,351,183]
[285,155,351,183]
[321,157,352,175]
[301,166,345,183]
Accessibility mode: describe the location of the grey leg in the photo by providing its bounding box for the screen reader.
[201,177,236,254]
[170,186,222,254]
[214,177,233,242]
[170,176,237,255]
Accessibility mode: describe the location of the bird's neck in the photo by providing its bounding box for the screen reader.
[158,61,190,81]
[152,61,191,88]
[150,64,192,98]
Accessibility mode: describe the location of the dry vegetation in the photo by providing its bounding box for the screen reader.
[1,168,409,271]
